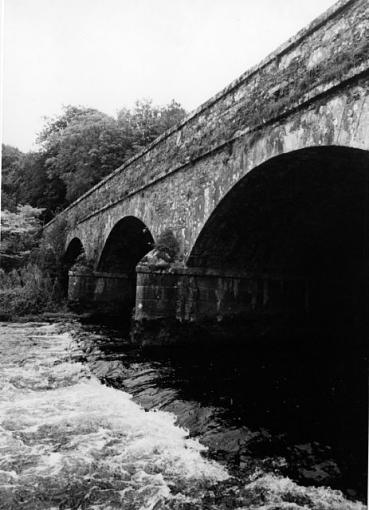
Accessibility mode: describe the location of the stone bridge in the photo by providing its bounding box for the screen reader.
[45,0,369,343]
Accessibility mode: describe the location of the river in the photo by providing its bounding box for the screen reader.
[0,320,367,509]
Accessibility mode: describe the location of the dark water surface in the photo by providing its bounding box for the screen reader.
[0,320,367,509]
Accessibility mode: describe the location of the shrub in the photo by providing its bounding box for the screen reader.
[0,215,69,318]
[0,263,64,317]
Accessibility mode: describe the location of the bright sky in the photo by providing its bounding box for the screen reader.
[2,0,337,152]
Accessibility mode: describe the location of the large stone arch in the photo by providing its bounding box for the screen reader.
[187,145,369,271]
[151,144,369,338]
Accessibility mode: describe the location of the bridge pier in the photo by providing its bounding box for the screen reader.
[133,265,310,345]
[68,270,136,316]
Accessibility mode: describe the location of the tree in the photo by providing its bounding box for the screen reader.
[1,144,25,211]
[158,99,187,132]
[2,99,187,214]
[38,106,130,202]
[117,99,186,155]
[1,145,66,220]
[0,205,44,270]
[17,152,67,220]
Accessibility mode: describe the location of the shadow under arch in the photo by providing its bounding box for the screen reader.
[98,216,154,273]
[62,237,85,294]
[95,216,154,317]
[187,145,369,337]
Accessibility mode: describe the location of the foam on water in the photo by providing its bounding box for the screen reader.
[236,473,367,509]
[0,323,228,509]
[0,322,366,510]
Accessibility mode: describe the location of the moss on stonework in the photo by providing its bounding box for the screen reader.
[242,36,369,131]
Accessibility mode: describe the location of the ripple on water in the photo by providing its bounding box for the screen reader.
[0,323,366,510]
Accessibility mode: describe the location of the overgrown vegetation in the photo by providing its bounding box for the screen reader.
[0,208,67,318]
[0,264,64,318]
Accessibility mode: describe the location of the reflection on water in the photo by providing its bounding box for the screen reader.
[0,321,367,509]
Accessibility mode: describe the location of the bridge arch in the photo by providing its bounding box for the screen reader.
[62,237,85,294]
[90,216,154,316]
[187,145,368,334]
[97,216,154,273]
[64,237,85,264]
[188,145,368,269]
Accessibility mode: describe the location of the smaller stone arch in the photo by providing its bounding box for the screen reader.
[63,238,85,266]
[62,238,85,294]
[90,216,155,317]
[98,216,154,273]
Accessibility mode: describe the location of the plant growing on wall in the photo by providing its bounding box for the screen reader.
[155,229,180,262]
[70,253,94,274]
[139,229,181,270]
